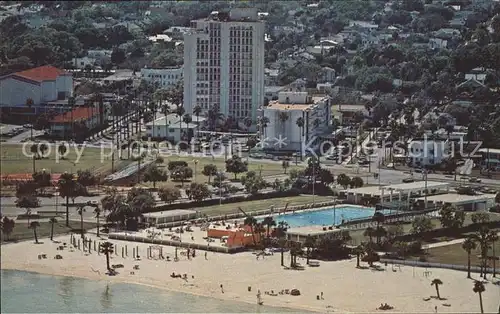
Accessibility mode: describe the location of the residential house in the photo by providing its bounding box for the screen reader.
[49,105,108,139]
[407,138,450,168]
[332,104,368,125]
[145,114,199,142]
[478,148,500,171]
[264,86,287,101]
[320,67,336,83]
[264,68,279,86]
[465,67,488,84]
[140,67,183,89]
[71,57,98,69]
[429,38,448,49]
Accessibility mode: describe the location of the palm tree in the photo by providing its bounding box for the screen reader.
[244,216,258,246]
[275,221,288,266]
[193,105,202,138]
[278,237,287,266]
[296,117,304,159]
[431,278,443,300]
[207,105,223,131]
[244,117,252,131]
[262,216,276,238]
[68,96,76,140]
[94,206,102,238]
[473,280,485,314]
[49,217,57,241]
[278,111,289,141]
[372,211,385,245]
[258,116,270,139]
[353,245,365,268]
[29,221,40,244]
[472,227,497,279]
[177,106,186,140]
[304,235,315,265]
[364,227,375,244]
[76,204,87,239]
[182,113,192,142]
[99,241,114,272]
[462,237,477,278]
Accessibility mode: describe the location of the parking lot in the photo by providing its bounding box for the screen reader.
[0,124,27,137]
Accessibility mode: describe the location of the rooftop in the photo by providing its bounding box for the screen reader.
[415,193,496,204]
[287,226,343,236]
[143,209,197,218]
[346,185,387,196]
[381,181,450,192]
[478,148,500,154]
[51,106,99,123]
[13,65,68,82]
[266,96,326,111]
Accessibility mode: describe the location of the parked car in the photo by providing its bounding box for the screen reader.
[402,178,415,183]
[468,177,481,183]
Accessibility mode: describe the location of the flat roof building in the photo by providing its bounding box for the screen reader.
[415,193,495,211]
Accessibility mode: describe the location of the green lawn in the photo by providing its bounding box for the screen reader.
[191,195,333,217]
[0,144,130,175]
[408,240,500,271]
[138,155,304,189]
[0,220,98,243]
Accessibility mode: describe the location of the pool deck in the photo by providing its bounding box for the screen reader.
[108,226,246,254]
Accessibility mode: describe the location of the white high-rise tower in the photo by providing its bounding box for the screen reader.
[183,8,265,126]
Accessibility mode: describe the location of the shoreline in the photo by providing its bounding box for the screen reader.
[2,234,499,313]
[0,265,316,313]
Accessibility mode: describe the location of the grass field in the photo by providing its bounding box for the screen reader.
[410,240,500,271]
[138,155,304,189]
[0,144,130,175]
[190,194,333,217]
[0,220,98,243]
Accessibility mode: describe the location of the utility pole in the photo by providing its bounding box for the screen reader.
[424,169,428,209]
[312,160,315,206]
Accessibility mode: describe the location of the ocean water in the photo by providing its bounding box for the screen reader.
[0,270,304,313]
[268,206,392,227]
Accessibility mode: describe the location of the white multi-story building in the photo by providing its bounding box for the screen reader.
[140,67,183,89]
[183,8,265,124]
[261,91,331,152]
[407,139,450,167]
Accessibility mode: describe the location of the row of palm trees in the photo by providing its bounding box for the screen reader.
[462,227,499,279]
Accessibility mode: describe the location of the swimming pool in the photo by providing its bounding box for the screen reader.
[265,206,392,228]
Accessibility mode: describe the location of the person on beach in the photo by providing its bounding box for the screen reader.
[321,292,324,300]
[220,284,224,293]
[204,251,208,260]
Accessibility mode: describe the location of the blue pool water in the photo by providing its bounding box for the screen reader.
[267,206,391,227]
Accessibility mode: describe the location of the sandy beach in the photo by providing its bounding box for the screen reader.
[2,234,499,313]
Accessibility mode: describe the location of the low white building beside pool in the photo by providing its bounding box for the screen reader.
[286,226,347,244]
[343,181,450,203]
[414,193,496,211]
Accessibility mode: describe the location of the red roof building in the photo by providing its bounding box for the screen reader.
[0,65,73,110]
[49,105,108,139]
[51,106,100,123]
[15,65,69,82]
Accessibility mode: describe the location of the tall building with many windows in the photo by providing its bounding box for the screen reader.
[183,8,265,125]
